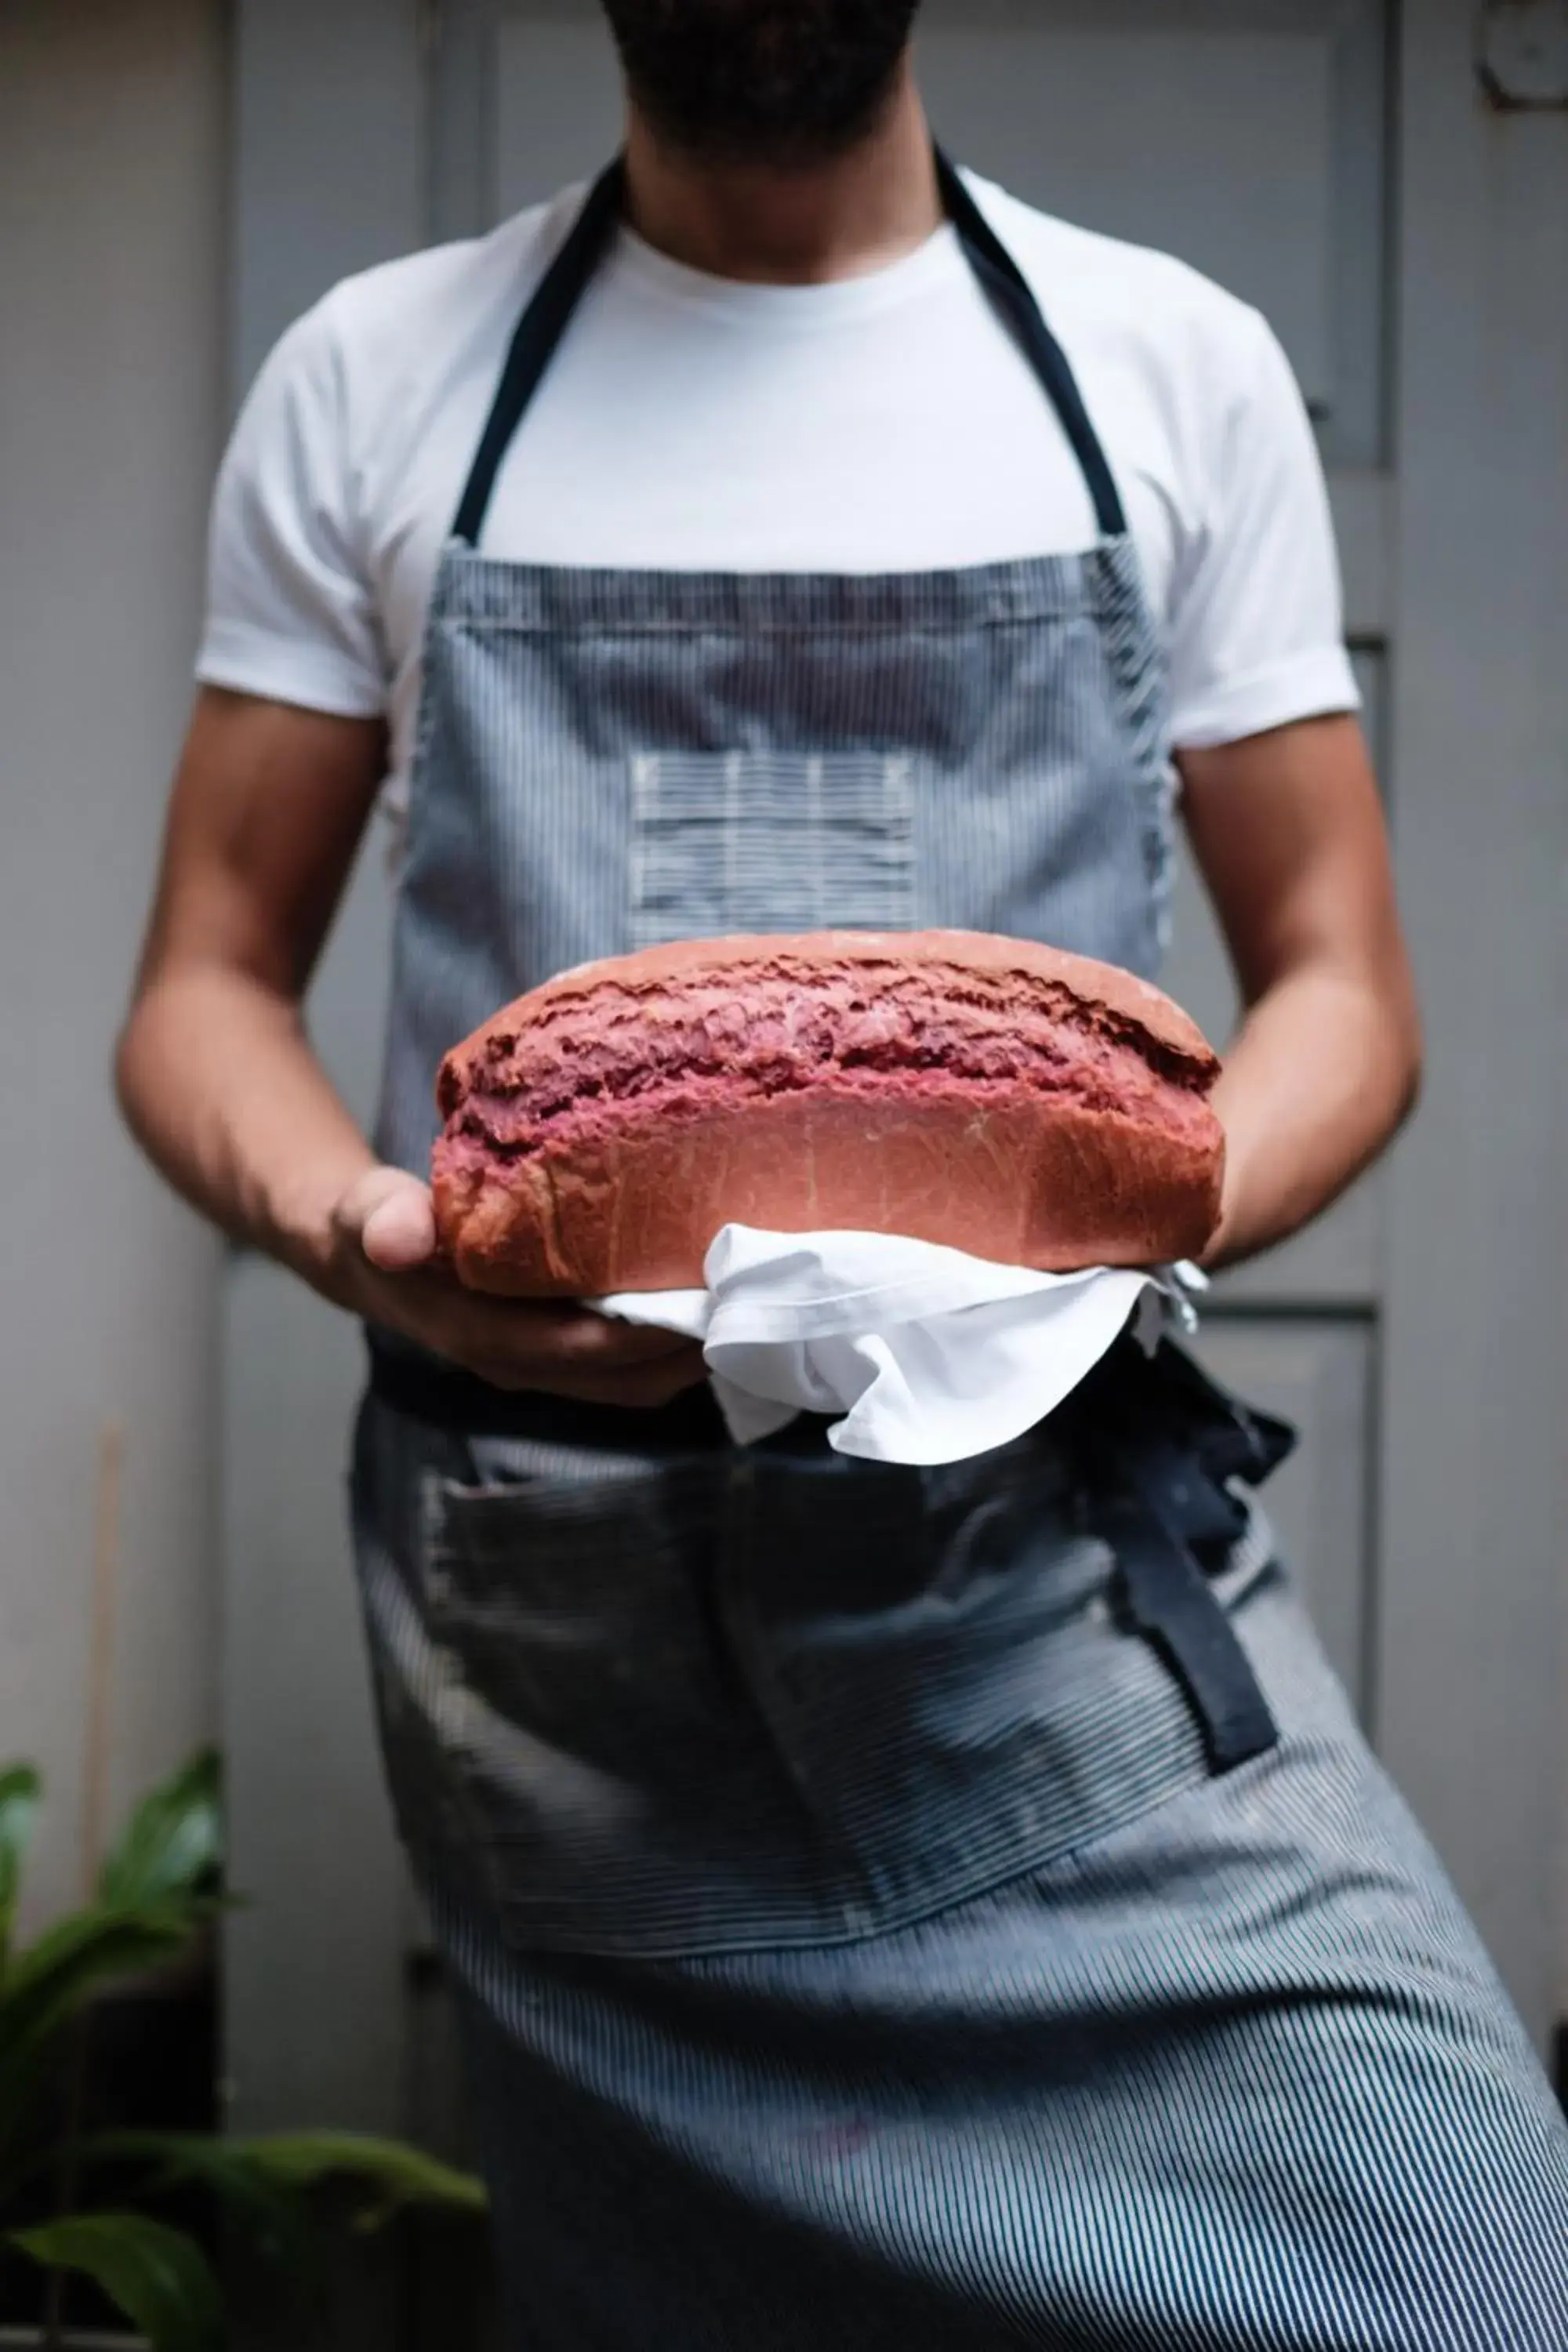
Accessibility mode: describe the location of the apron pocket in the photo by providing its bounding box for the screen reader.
[421,1456,728,1758]
[629,746,916,942]
[413,1455,880,1952]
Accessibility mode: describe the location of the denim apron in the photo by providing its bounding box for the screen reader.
[351,158,1568,2347]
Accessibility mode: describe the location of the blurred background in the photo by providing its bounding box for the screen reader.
[2,0,1564,2342]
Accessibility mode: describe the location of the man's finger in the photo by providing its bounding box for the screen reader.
[520,1310,702,1366]
[451,1303,702,1374]
[512,1348,709,1407]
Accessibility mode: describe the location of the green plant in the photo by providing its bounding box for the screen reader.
[0,1752,485,2349]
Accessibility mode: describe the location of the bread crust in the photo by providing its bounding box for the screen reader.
[431,933,1224,1295]
[443,929,1214,1082]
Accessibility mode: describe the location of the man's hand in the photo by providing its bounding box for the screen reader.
[329,1167,706,1406]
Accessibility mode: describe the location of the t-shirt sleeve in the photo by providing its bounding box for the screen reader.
[1165,307,1359,750]
[195,295,388,717]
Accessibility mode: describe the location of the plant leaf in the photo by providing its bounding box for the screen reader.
[83,2132,317,2279]
[0,1906,192,2146]
[0,1764,41,1971]
[237,2131,488,2228]
[84,2128,485,2256]
[7,2211,223,2352]
[98,1749,222,1911]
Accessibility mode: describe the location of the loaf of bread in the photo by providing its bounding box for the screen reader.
[431,931,1225,1297]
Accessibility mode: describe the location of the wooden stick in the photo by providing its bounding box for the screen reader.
[44,1421,125,2347]
[79,1417,123,1900]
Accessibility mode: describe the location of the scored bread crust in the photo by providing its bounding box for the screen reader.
[446,929,1214,1073]
[432,931,1224,1296]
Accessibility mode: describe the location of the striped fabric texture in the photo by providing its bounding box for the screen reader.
[353,1393,1568,2347]
[441,1711,1568,2351]
[440,1706,1568,2352]
[350,165,1568,2344]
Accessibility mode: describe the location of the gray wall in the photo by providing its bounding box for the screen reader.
[0,0,227,1936]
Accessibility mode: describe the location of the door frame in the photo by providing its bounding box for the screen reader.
[1377,0,1566,2044]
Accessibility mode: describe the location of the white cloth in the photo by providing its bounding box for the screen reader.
[594,1227,1207,1466]
[197,172,1358,823]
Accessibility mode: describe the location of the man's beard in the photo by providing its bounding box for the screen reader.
[600,0,923,169]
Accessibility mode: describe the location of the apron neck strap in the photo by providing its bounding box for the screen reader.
[933,152,1127,539]
[452,156,627,548]
[451,147,1127,550]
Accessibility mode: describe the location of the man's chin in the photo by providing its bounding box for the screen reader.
[601,0,921,170]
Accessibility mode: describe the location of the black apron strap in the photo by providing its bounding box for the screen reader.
[452,157,627,546]
[450,147,1130,554]
[934,150,1128,541]
[1064,1340,1290,1774]
[1103,1443,1281,1773]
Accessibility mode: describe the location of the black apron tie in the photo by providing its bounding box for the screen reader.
[1064,1339,1290,1774]
[1096,1453,1280,1774]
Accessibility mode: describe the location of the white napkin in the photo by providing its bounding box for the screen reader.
[594,1227,1207,1467]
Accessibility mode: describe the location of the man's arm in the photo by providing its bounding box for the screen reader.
[1178,712,1421,1269]
[116,687,704,1403]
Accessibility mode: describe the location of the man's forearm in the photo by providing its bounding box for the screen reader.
[115,967,376,1299]
[1203,964,1421,1269]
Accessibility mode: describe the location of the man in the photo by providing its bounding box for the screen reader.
[119,3,1568,2343]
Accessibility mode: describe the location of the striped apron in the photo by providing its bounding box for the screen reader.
[352,156,1568,2347]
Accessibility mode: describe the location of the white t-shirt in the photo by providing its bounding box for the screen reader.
[198,170,1358,814]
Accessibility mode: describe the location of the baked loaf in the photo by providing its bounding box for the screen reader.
[431,931,1225,1297]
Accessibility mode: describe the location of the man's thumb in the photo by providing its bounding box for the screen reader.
[340,1167,437,1272]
